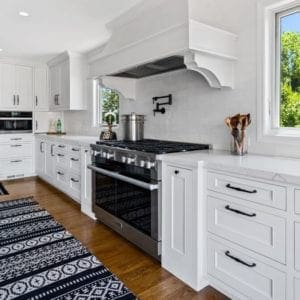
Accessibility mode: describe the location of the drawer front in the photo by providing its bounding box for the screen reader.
[69,173,81,201]
[0,159,33,179]
[0,143,33,158]
[0,134,33,144]
[68,145,81,156]
[55,151,68,167]
[207,172,286,210]
[208,196,286,263]
[208,238,286,300]
[55,167,68,189]
[295,189,300,214]
[55,143,67,153]
[69,156,81,174]
[295,223,300,271]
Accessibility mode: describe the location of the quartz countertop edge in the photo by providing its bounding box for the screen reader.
[35,134,99,147]
[157,150,300,186]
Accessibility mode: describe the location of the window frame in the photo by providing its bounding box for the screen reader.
[93,79,120,128]
[257,0,300,144]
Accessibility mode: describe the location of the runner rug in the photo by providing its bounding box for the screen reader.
[0,197,136,300]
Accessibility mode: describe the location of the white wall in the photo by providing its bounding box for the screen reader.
[63,0,300,158]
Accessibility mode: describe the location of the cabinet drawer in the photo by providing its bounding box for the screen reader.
[68,145,81,155]
[207,172,286,210]
[295,189,300,214]
[208,196,286,263]
[208,238,286,300]
[69,173,81,201]
[0,158,33,179]
[0,143,33,158]
[55,151,68,167]
[56,143,67,152]
[55,167,68,189]
[0,134,33,144]
[69,155,81,173]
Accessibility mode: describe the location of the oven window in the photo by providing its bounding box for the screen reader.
[94,172,154,237]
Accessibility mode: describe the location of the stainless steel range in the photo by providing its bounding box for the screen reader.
[88,139,210,260]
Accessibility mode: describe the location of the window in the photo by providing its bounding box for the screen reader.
[277,7,300,128]
[95,83,120,127]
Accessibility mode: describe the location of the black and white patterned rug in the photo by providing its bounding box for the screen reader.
[0,197,136,300]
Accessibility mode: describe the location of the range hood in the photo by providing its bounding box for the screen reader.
[89,0,238,89]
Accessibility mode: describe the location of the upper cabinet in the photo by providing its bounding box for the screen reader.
[34,67,49,111]
[48,52,86,111]
[0,63,33,110]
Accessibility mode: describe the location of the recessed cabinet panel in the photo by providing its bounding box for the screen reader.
[15,65,33,110]
[294,277,300,300]
[207,196,286,263]
[207,239,286,300]
[207,172,287,210]
[0,64,15,109]
[34,67,48,111]
[295,189,300,214]
[295,222,300,271]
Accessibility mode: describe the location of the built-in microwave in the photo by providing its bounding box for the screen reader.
[0,111,33,133]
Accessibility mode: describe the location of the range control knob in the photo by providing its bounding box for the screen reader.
[127,157,136,164]
[140,160,145,167]
[102,152,107,158]
[106,152,114,160]
[121,156,127,163]
[146,161,155,169]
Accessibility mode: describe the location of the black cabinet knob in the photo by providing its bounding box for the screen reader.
[174,170,179,174]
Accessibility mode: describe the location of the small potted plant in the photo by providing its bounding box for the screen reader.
[100,113,117,140]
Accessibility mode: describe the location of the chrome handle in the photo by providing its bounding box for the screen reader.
[51,144,55,156]
[87,164,159,191]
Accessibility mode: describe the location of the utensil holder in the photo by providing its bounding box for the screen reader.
[230,131,248,156]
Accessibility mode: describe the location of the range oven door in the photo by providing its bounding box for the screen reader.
[88,164,161,259]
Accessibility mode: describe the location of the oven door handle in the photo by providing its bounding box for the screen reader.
[87,164,159,191]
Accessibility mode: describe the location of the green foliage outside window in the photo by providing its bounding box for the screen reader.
[280,30,300,127]
[100,88,119,126]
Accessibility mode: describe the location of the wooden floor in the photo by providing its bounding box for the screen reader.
[0,177,229,300]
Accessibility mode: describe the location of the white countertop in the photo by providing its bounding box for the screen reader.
[158,150,300,186]
[35,134,99,146]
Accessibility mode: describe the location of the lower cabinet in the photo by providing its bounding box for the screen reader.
[162,162,206,291]
[207,238,286,300]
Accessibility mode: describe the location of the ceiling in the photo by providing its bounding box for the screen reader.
[0,0,142,62]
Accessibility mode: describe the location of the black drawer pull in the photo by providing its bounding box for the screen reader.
[70,157,79,161]
[174,170,179,174]
[226,184,257,194]
[10,144,22,147]
[57,171,64,176]
[58,145,65,148]
[72,148,80,152]
[70,178,79,183]
[225,250,256,268]
[225,205,256,217]
[10,160,22,163]
[57,154,64,157]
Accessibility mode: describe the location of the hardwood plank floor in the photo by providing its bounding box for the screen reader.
[0,177,229,300]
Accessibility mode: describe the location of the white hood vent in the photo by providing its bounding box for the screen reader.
[89,0,238,89]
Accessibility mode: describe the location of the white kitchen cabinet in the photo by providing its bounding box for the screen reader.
[207,238,286,300]
[48,52,86,111]
[81,147,93,217]
[0,63,33,110]
[162,163,206,291]
[34,67,48,111]
[44,141,56,181]
[35,138,45,175]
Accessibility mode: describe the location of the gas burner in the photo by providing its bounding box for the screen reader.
[96,139,210,154]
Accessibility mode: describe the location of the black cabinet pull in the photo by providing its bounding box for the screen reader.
[17,95,20,105]
[226,184,257,194]
[35,96,38,106]
[225,251,256,268]
[225,205,256,217]
[51,144,55,157]
[10,144,22,147]
[70,178,79,183]
[10,160,22,163]
[70,157,79,161]
[13,95,16,105]
[57,153,64,157]
[174,170,179,174]
[72,148,80,152]
[57,171,64,176]
[40,141,44,153]
[58,145,65,148]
